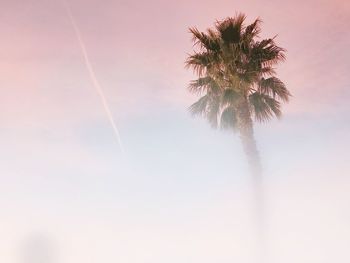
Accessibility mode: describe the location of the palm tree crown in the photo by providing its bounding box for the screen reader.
[186,13,290,130]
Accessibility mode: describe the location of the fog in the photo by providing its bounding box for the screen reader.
[1,0,349,262]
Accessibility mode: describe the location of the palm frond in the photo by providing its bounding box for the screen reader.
[222,88,240,105]
[207,28,220,40]
[206,96,221,128]
[220,106,238,130]
[216,14,246,44]
[249,92,281,122]
[243,18,262,43]
[252,38,286,66]
[239,18,261,55]
[259,77,291,102]
[189,94,221,128]
[185,51,213,76]
[260,66,276,76]
[189,95,209,116]
[189,27,220,51]
[256,38,274,48]
[188,76,221,95]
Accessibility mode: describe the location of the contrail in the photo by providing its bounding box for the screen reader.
[63,1,125,154]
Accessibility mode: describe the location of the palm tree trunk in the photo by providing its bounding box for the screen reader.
[236,97,265,262]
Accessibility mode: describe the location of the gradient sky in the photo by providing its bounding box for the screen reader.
[1,0,350,262]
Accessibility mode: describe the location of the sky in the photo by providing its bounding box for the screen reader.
[0,0,350,262]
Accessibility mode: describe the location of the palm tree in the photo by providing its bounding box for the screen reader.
[185,13,290,258]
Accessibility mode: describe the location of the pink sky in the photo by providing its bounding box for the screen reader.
[1,0,350,262]
[1,0,350,126]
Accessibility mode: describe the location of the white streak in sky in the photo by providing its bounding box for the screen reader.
[63,1,125,154]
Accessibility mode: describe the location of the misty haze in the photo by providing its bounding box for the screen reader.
[1,0,349,263]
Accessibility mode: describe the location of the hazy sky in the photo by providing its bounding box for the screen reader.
[1,0,350,262]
